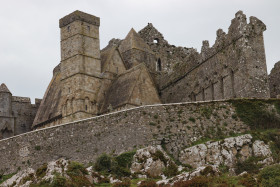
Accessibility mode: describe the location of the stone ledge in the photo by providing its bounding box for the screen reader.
[59,10,100,28]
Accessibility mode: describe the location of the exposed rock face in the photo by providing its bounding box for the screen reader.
[179,134,273,170]
[269,61,280,98]
[156,165,220,186]
[1,158,69,187]
[130,145,176,178]
[0,137,276,186]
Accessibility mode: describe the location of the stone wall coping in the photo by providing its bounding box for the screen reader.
[59,10,100,28]
[0,98,243,144]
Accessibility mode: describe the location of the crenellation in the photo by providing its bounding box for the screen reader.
[12,96,31,103]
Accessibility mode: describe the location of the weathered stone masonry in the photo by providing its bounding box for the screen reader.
[0,100,252,174]
[0,84,41,139]
[138,11,270,103]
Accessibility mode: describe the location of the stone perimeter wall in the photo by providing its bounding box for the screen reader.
[0,99,252,174]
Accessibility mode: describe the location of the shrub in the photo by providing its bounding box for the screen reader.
[68,175,93,187]
[115,151,136,168]
[138,179,157,187]
[67,161,88,177]
[163,162,178,178]
[51,174,66,187]
[200,166,215,176]
[151,150,167,165]
[20,173,35,185]
[230,99,280,129]
[173,176,211,187]
[113,178,131,187]
[235,156,263,175]
[94,151,136,178]
[36,163,48,178]
[258,164,280,187]
[94,154,112,172]
[218,164,229,173]
[111,161,131,177]
[188,117,196,123]
[238,173,256,187]
[149,122,156,126]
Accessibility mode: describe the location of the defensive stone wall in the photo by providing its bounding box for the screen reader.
[159,11,269,103]
[0,99,254,174]
[11,96,41,135]
[269,61,280,98]
[0,88,41,139]
[139,11,270,103]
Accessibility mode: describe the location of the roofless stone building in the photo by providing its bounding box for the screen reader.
[0,10,276,139]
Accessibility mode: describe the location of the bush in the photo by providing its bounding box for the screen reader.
[189,117,196,123]
[230,99,280,129]
[94,154,112,172]
[235,156,263,175]
[258,164,280,187]
[238,173,256,187]
[36,163,48,178]
[111,161,131,177]
[114,151,136,168]
[67,161,88,176]
[51,174,66,187]
[138,179,157,187]
[163,162,178,178]
[173,176,211,187]
[200,166,215,176]
[113,178,131,187]
[151,150,167,165]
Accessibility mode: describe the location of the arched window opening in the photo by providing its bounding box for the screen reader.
[157,58,162,72]
[153,38,159,44]
[85,105,88,111]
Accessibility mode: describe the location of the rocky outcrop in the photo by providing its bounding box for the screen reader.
[130,145,177,178]
[179,134,273,170]
[156,165,220,186]
[0,134,275,186]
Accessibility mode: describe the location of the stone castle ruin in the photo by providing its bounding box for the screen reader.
[0,10,277,139]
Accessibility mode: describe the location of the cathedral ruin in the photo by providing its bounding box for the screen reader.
[0,10,276,139]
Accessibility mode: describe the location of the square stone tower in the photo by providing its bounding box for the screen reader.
[59,11,102,123]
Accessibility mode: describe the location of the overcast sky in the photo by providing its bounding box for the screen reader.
[0,0,279,102]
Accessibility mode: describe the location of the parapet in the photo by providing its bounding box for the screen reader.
[59,10,100,28]
[12,96,31,103]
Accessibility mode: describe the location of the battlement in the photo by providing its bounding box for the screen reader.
[12,96,31,103]
[59,10,100,28]
[154,11,269,103]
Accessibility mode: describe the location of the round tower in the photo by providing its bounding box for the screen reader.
[0,83,12,117]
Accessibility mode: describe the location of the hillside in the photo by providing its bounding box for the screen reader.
[1,99,280,186]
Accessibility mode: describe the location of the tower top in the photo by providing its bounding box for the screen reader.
[59,10,100,28]
[0,83,11,94]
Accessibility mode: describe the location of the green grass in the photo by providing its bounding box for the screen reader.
[0,173,15,184]
[229,99,280,129]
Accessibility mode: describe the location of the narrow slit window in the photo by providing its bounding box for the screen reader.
[157,58,162,71]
